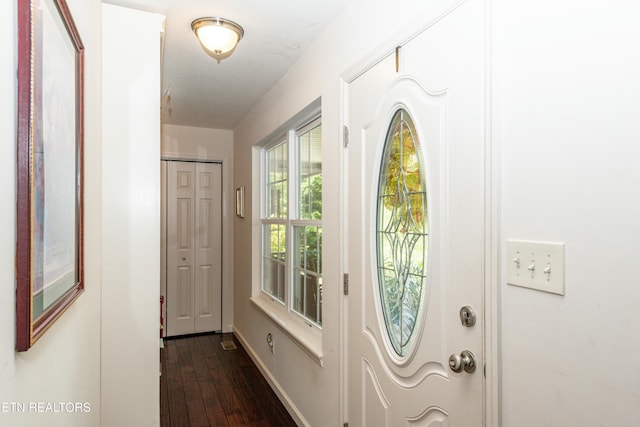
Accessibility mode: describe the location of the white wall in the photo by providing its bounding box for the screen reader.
[161,124,234,332]
[162,124,233,159]
[101,5,164,427]
[234,0,640,426]
[0,1,102,426]
[495,0,640,425]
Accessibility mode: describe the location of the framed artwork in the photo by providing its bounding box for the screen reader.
[16,0,84,351]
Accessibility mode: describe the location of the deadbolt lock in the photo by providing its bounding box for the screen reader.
[459,305,476,327]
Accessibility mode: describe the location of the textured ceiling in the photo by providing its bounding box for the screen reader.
[104,0,348,130]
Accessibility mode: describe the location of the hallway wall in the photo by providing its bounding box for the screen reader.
[0,1,102,426]
[233,1,467,425]
[101,4,164,426]
[495,0,640,425]
[234,0,640,426]
[162,124,233,159]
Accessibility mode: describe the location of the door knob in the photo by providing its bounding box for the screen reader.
[448,350,477,373]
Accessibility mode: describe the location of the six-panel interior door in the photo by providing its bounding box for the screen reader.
[346,1,485,425]
[166,161,222,337]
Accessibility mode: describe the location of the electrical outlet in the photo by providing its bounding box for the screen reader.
[506,240,565,295]
[266,332,274,354]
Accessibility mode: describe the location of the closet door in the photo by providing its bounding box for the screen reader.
[165,161,222,336]
[194,162,222,333]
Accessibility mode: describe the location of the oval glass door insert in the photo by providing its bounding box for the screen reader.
[376,108,428,357]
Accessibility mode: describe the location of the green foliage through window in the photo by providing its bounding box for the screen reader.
[266,141,288,219]
[299,124,322,220]
[263,223,286,302]
[293,226,322,324]
[261,118,323,327]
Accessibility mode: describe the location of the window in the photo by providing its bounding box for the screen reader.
[261,118,322,327]
[262,139,288,302]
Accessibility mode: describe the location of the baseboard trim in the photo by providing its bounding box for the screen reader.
[233,326,309,427]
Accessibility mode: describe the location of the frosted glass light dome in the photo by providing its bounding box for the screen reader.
[191,17,244,63]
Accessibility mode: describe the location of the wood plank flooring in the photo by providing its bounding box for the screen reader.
[161,333,297,427]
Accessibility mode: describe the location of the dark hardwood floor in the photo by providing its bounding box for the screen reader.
[161,333,297,427]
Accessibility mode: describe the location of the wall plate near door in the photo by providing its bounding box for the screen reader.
[506,240,565,295]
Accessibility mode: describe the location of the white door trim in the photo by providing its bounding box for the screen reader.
[338,0,500,424]
[482,0,502,425]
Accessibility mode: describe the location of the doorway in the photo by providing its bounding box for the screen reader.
[161,160,223,336]
[345,0,486,424]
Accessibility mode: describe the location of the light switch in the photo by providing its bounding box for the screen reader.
[506,240,565,295]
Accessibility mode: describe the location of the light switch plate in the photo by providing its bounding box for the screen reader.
[506,240,565,295]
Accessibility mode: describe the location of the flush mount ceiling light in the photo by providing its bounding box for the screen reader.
[191,17,244,63]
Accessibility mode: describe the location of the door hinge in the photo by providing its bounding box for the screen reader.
[343,125,349,148]
[343,273,349,295]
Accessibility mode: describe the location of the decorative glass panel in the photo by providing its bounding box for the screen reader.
[376,109,428,357]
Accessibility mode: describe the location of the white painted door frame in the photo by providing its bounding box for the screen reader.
[339,0,499,424]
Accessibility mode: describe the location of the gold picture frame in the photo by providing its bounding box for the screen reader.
[16,0,85,351]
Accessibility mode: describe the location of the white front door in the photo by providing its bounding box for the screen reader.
[165,160,223,336]
[346,1,485,425]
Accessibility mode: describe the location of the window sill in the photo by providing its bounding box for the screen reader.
[250,295,323,367]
